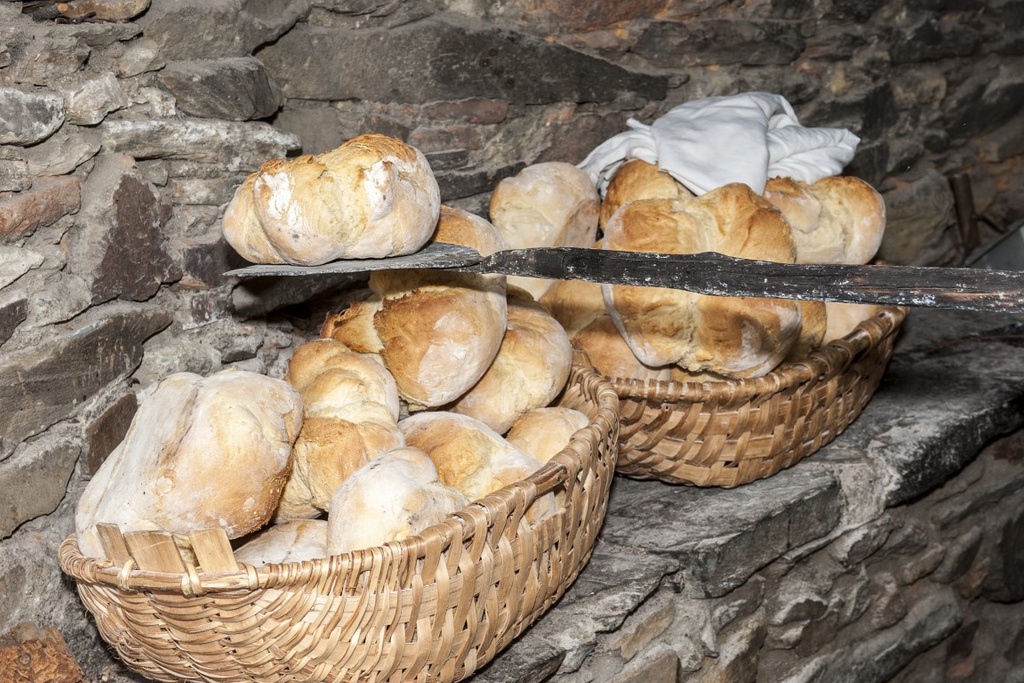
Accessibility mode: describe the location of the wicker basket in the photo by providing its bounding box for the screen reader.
[605,306,906,487]
[60,363,619,683]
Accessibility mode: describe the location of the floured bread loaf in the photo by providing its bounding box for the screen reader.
[763,176,885,265]
[326,447,468,554]
[276,339,404,520]
[600,159,694,228]
[400,412,554,520]
[222,134,440,266]
[323,206,507,410]
[823,301,884,344]
[785,299,828,362]
[602,185,803,378]
[541,277,675,381]
[489,162,600,299]
[451,288,573,434]
[506,407,590,466]
[234,519,329,566]
[75,368,302,558]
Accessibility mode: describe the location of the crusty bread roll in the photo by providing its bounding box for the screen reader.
[276,339,404,520]
[223,134,440,266]
[323,206,507,410]
[602,185,803,378]
[763,176,885,265]
[75,368,302,558]
[823,301,884,344]
[599,159,694,228]
[450,288,573,434]
[234,519,329,566]
[541,277,675,381]
[400,412,553,521]
[488,162,600,299]
[326,447,468,554]
[506,407,590,466]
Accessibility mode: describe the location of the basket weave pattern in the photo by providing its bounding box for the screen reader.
[60,364,619,683]
[608,306,906,487]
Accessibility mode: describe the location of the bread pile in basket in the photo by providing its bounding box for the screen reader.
[75,134,589,566]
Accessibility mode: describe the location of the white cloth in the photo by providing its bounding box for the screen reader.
[577,92,860,196]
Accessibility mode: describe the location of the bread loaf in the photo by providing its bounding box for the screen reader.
[400,412,553,520]
[506,407,590,466]
[602,185,803,378]
[599,159,694,228]
[234,519,328,566]
[326,447,468,554]
[763,176,885,265]
[222,134,440,266]
[450,288,573,434]
[75,368,302,558]
[276,339,404,520]
[489,162,600,299]
[540,277,675,381]
[323,206,508,410]
[823,301,884,344]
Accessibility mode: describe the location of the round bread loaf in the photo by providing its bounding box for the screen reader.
[763,175,885,265]
[489,162,600,299]
[222,134,440,266]
[234,519,329,566]
[326,447,468,554]
[599,159,694,228]
[450,287,573,434]
[322,206,508,410]
[276,339,404,521]
[506,407,590,466]
[74,368,303,558]
[823,301,885,344]
[400,412,552,521]
[602,184,803,378]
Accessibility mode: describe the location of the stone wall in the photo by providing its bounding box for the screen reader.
[0,0,1022,680]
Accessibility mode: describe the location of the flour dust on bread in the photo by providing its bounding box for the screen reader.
[326,447,468,554]
[322,206,508,410]
[489,162,600,300]
[234,519,329,566]
[400,411,555,521]
[601,184,803,378]
[763,175,885,265]
[506,407,590,466]
[450,287,573,434]
[276,338,404,521]
[74,368,302,558]
[222,134,440,266]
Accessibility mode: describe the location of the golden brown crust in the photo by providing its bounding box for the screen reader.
[600,159,693,228]
[601,185,803,378]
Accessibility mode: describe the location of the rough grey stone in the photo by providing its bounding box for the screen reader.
[258,13,668,105]
[436,163,527,203]
[631,19,805,67]
[0,425,82,539]
[0,291,28,348]
[169,177,240,207]
[788,589,961,683]
[599,465,842,598]
[932,526,983,584]
[271,105,348,156]
[134,339,223,386]
[0,159,30,192]
[0,176,81,243]
[114,37,165,77]
[157,57,282,121]
[82,391,138,476]
[2,31,90,85]
[878,168,956,266]
[0,87,65,146]
[137,0,311,60]
[981,503,1024,602]
[0,245,44,289]
[58,21,142,47]
[0,304,171,458]
[59,73,130,126]
[99,119,300,171]
[67,154,179,303]
[890,15,982,63]
[830,515,896,567]
[23,130,101,176]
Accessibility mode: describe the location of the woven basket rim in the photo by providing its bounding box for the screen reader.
[604,305,908,401]
[60,365,621,597]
